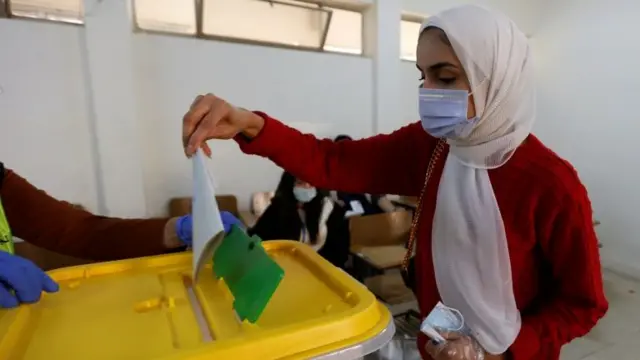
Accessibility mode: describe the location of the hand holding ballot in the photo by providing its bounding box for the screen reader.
[182,94,265,157]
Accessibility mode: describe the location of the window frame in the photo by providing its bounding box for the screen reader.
[199,0,333,52]
[400,13,426,62]
[0,0,8,18]
[132,0,365,57]
[2,0,84,25]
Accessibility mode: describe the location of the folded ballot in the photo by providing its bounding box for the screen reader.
[191,149,226,281]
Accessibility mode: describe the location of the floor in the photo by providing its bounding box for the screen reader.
[561,269,640,359]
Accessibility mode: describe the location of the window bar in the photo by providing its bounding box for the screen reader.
[319,5,332,51]
[0,0,10,18]
[194,0,203,37]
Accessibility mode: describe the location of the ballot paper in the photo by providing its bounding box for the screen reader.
[192,150,226,281]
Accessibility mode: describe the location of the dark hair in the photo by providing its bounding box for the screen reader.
[334,134,353,142]
[273,171,327,241]
[420,26,452,46]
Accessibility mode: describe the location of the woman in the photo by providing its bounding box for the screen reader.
[331,135,397,217]
[249,171,350,268]
[181,5,607,360]
[0,162,239,308]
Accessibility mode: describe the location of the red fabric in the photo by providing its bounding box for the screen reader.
[0,169,170,261]
[236,113,608,360]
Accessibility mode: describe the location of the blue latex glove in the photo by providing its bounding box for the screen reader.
[0,251,59,308]
[175,211,244,247]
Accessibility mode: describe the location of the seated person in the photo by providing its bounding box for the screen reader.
[249,171,350,268]
[331,135,397,217]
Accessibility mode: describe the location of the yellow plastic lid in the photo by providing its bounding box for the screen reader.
[0,240,393,360]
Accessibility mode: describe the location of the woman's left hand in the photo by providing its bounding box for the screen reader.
[425,332,503,360]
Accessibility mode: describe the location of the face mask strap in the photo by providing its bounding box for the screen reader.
[438,303,466,332]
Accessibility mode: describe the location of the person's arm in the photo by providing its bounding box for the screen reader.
[235,112,435,197]
[508,187,608,359]
[1,169,183,261]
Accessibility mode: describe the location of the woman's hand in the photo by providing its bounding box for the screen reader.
[425,332,503,360]
[165,212,245,248]
[182,94,265,157]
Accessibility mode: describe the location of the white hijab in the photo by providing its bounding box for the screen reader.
[420,5,535,354]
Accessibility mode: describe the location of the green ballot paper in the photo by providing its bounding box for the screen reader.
[213,225,284,323]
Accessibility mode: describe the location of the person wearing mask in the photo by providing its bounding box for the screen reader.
[332,135,397,217]
[181,5,607,360]
[249,171,349,268]
[0,163,240,308]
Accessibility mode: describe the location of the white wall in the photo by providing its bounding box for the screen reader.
[134,33,372,215]
[533,0,640,275]
[0,19,100,211]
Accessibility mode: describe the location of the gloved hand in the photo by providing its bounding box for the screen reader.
[175,211,244,247]
[425,332,489,360]
[0,251,59,308]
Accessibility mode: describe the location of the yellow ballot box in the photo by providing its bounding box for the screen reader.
[0,240,393,360]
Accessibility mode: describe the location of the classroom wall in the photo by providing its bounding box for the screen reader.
[533,0,640,275]
[0,20,100,212]
[134,34,373,216]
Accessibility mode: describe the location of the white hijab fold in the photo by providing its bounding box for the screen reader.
[420,5,535,355]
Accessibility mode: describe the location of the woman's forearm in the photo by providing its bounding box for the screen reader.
[235,112,434,197]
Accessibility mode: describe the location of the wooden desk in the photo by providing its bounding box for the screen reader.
[391,196,418,210]
[352,245,407,271]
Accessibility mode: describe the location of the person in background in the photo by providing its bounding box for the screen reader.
[249,171,350,268]
[181,5,607,360]
[332,135,397,217]
[0,162,240,308]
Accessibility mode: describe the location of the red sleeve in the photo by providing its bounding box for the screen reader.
[235,112,435,196]
[509,181,608,359]
[0,169,171,261]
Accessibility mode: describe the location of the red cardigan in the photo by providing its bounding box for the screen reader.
[236,113,608,360]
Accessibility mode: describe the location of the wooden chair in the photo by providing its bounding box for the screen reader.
[169,195,240,217]
[348,210,415,306]
[349,210,413,271]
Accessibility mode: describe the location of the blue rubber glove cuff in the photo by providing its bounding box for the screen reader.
[175,212,245,248]
[221,211,245,233]
[175,215,193,247]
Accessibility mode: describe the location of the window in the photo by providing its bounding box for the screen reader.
[134,0,196,35]
[323,7,362,55]
[133,0,363,55]
[400,19,423,61]
[202,0,331,50]
[7,0,83,24]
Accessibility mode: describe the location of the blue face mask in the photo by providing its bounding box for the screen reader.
[293,187,317,203]
[420,302,469,344]
[418,87,479,138]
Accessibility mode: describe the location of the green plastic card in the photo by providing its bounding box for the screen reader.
[213,225,284,323]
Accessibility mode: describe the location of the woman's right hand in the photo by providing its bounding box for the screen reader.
[182,94,265,157]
